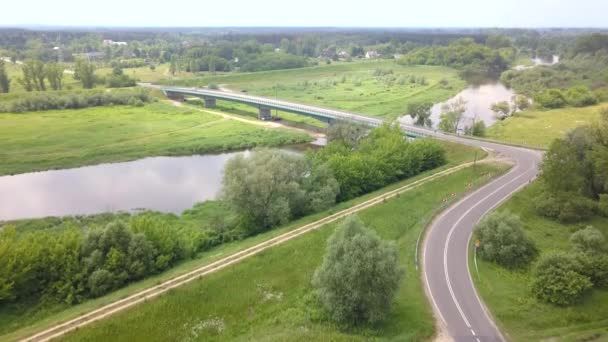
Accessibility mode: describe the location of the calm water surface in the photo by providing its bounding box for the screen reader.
[0,153,246,221]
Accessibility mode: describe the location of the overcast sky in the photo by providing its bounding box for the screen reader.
[3,0,607,28]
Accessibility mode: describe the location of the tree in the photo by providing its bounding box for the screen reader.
[0,60,10,93]
[571,226,607,255]
[326,122,368,148]
[531,252,593,306]
[514,95,530,112]
[471,120,486,137]
[169,55,177,76]
[438,97,467,133]
[312,216,402,326]
[222,150,338,233]
[535,89,567,109]
[474,211,537,268]
[491,101,512,120]
[45,62,64,90]
[74,59,96,89]
[19,59,46,91]
[407,101,433,127]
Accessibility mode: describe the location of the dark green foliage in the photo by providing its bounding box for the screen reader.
[398,38,510,76]
[0,60,11,93]
[105,66,137,88]
[531,252,593,306]
[240,52,309,72]
[407,101,433,127]
[313,124,446,201]
[222,149,339,233]
[74,59,97,89]
[312,216,402,326]
[535,116,608,222]
[535,89,567,108]
[471,120,486,137]
[0,214,222,306]
[474,211,537,268]
[570,226,607,255]
[574,253,608,288]
[565,86,598,107]
[0,88,154,113]
[326,122,368,148]
[600,194,608,217]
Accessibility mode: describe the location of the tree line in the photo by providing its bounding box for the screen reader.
[0,88,154,113]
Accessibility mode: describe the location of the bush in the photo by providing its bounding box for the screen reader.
[565,86,598,107]
[599,194,608,217]
[88,269,114,297]
[575,253,608,288]
[531,252,593,306]
[570,226,607,255]
[474,211,537,268]
[534,191,597,223]
[535,89,567,109]
[312,216,402,326]
[0,89,154,113]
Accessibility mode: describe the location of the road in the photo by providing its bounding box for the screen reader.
[21,86,542,341]
[153,86,544,341]
[419,135,541,341]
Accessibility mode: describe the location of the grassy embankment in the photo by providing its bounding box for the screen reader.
[58,161,508,342]
[165,60,466,120]
[473,183,608,341]
[0,101,311,176]
[0,141,488,341]
[486,103,607,148]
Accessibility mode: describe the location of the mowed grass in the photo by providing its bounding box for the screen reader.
[486,103,607,148]
[473,182,608,341]
[165,61,466,119]
[0,102,311,175]
[0,141,485,341]
[58,162,507,342]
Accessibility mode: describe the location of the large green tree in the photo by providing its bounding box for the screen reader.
[0,60,10,93]
[438,97,467,133]
[19,59,46,91]
[45,62,64,90]
[407,101,433,127]
[312,215,402,326]
[74,59,96,89]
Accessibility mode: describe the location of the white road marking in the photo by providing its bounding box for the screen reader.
[442,163,535,336]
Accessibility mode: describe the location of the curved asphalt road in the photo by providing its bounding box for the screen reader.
[145,85,543,341]
[419,135,542,341]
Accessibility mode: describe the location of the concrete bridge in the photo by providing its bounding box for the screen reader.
[161,86,431,138]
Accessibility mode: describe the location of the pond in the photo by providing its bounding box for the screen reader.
[0,143,321,222]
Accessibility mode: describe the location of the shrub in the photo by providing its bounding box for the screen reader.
[575,253,608,288]
[565,86,598,107]
[531,252,593,306]
[474,211,537,268]
[570,226,607,255]
[88,269,114,297]
[599,194,608,217]
[535,89,567,109]
[534,191,597,223]
[312,216,402,326]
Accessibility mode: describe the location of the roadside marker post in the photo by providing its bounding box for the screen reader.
[474,240,481,279]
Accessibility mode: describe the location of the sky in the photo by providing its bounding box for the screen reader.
[3,0,608,28]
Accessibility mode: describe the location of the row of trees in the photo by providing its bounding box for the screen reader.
[534,86,598,109]
[0,88,154,113]
[16,59,65,91]
[0,215,219,305]
[221,124,447,234]
[534,109,608,223]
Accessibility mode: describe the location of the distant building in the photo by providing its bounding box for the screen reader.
[337,50,350,59]
[365,50,380,59]
[102,39,128,46]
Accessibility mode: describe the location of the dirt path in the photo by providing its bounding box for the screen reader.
[166,100,325,139]
[20,158,501,342]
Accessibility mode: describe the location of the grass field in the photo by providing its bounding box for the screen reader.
[0,141,486,341]
[486,103,607,148]
[473,182,608,341]
[164,61,466,119]
[58,162,505,342]
[0,102,311,175]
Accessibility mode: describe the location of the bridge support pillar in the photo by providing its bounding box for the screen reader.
[167,92,185,102]
[258,107,272,120]
[203,97,216,108]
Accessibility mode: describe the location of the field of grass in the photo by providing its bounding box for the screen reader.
[486,103,606,148]
[0,141,485,341]
[0,102,311,175]
[473,182,608,341]
[58,161,505,342]
[164,61,466,119]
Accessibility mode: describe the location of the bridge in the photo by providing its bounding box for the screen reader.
[161,86,431,138]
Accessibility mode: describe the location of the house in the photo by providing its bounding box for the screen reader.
[102,39,128,46]
[365,50,380,59]
[337,50,350,59]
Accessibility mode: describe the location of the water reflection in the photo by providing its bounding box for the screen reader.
[0,153,250,221]
[429,82,516,128]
